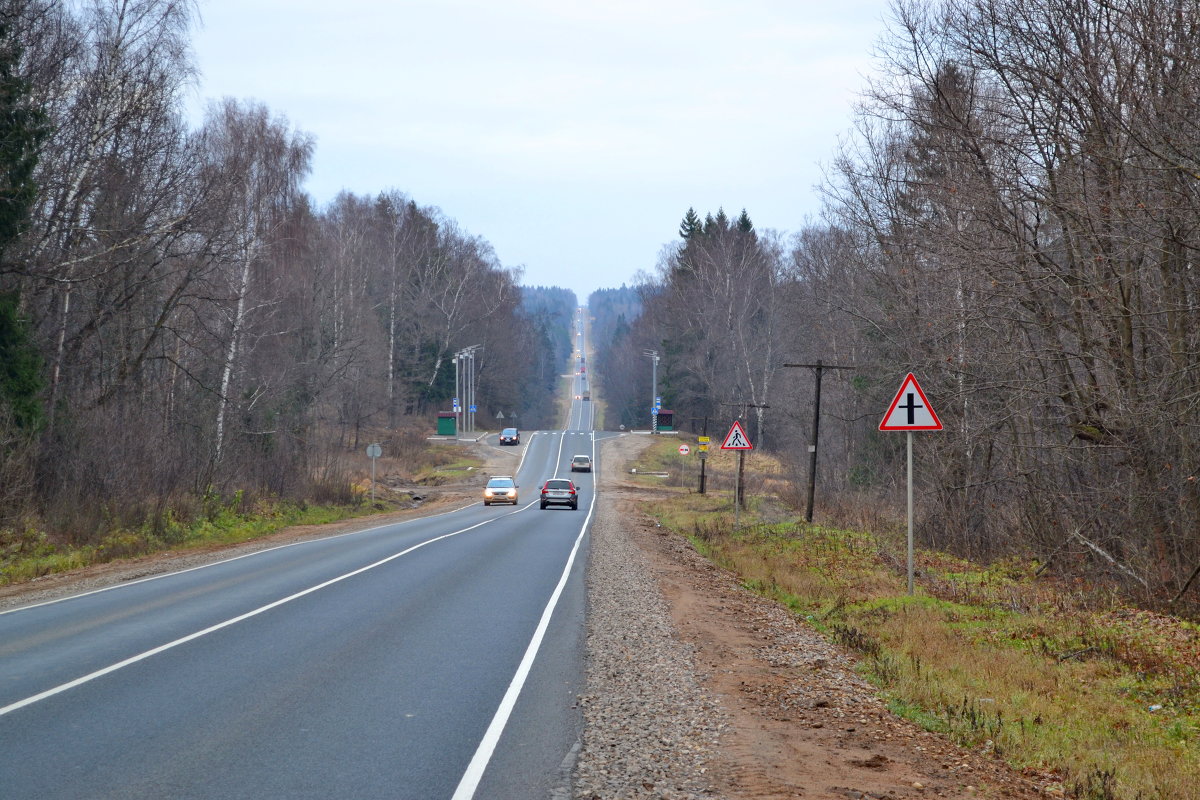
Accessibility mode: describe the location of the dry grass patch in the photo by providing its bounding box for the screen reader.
[632,446,1200,800]
[2,428,479,587]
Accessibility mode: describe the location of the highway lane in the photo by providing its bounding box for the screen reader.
[1,403,603,798]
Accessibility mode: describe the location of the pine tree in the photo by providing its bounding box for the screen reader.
[0,4,46,260]
[0,5,46,431]
[736,208,754,233]
[0,290,41,430]
[679,207,702,240]
[714,207,730,231]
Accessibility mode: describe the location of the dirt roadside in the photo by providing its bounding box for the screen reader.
[598,434,1051,800]
[2,434,1054,798]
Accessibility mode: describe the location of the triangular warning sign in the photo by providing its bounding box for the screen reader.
[720,420,753,450]
[880,373,942,431]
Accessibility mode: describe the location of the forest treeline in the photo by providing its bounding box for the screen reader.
[0,0,572,547]
[592,0,1200,607]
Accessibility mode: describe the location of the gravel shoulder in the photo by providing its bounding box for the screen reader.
[577,433,1051,800]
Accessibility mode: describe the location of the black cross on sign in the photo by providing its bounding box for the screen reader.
[879,373,942,432]
[900,392,922,425]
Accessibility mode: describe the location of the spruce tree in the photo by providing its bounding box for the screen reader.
[736,208,754,233]
[0,5,45,260]
[0,290,39,429]
[679,207,702,240]
[0,4,48,430]
[714,207,730,231]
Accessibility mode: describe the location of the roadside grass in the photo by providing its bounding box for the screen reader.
[631,437,1200,800]
[409,443,487,485]
[0,439,483,587]
[0,498,374,586]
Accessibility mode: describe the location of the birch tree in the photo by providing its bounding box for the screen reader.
[198,98,312,469]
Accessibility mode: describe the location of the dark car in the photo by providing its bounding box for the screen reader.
[499,427,520,445]
[539,478,578,510]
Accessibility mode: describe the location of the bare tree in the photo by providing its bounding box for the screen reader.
[197,98,312,469]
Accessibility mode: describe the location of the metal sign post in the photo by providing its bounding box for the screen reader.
[366,443,382,503]
[721,421,754,526]
[907,431,914,595]
[879,373,942,595]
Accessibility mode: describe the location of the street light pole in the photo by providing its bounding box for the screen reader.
[453,351,461,438]
[467,347,475,433]
[453,344,481,436]
[643,349,659,434]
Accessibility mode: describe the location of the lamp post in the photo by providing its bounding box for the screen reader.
[453,351,461,438]
[643,349,659,434]
[454,344,481,435]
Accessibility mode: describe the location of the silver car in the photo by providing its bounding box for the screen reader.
[483,475,518,505]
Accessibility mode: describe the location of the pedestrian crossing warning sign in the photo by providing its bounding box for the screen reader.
[879,373,943,431]
[720,420,753,450]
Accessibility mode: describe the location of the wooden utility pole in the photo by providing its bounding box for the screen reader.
[688,416,710,494]
[783,361,854,523]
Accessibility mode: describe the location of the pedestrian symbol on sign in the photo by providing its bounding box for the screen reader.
[720,420,753,450]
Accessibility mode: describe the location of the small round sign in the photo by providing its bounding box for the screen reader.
[678,444,690,455]
[366,443,382,458]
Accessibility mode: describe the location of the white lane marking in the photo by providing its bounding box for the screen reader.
[553,430,567,479]
[0,502,480,617]
[0,515,499,718]
[514,432,534,476]
[451,476,595,800]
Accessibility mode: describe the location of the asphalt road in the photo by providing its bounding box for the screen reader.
[0,343,607,798]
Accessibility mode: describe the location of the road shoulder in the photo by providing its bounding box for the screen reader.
[582,433,1047,799]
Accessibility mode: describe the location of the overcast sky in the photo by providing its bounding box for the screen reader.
[188,0,895,303]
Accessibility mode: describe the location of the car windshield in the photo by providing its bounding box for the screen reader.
[572,456,590,463]
[545,479,572,490]
[486,477,514,488]
[502,428,517,436]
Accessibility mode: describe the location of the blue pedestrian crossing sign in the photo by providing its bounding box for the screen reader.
[879,373,942,431]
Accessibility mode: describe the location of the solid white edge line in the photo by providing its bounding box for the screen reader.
[0,515,498,718]
[450,470,595,800]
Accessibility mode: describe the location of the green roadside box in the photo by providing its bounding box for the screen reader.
[437,412,456,436]
[657,409,675,431]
